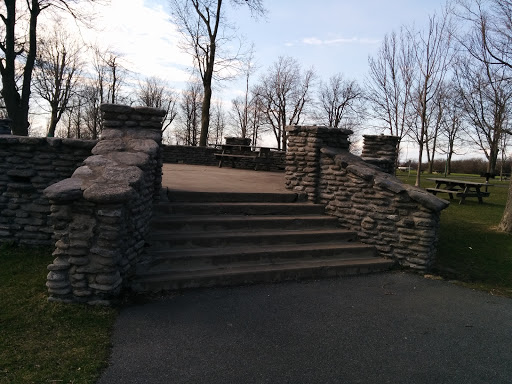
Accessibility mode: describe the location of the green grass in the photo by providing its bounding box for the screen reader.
[397,173,512,297]
[0,244,117,384]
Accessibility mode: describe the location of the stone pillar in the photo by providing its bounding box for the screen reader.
[285,126,352,202]
[361,135,399,175]
[44,104,165,304]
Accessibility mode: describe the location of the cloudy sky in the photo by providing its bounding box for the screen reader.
[81,0,447,95]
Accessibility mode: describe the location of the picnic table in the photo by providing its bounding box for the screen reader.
[214,144,273,170]
[426,178,493,204]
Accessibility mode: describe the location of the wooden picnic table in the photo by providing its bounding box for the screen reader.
[214,144,273,170]
[426,178,493,204]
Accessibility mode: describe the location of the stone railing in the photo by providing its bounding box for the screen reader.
[43,104,165,304]
[286,126,449,271]
[0,136,96,245]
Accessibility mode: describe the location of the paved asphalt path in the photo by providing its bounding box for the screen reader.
[98,272,512,384]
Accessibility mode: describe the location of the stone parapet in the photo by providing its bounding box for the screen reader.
[285,126,449,271]
[0,136,96,245]
[162,145,218,166]
[162,144,286,172]
[43,104,165,304]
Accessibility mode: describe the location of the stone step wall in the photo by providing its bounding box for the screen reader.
[285,125,449,271]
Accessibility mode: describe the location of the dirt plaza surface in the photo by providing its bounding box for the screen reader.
[161,163,289,193]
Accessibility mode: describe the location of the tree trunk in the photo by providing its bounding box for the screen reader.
[498,181,512,232]
[1,1,30,136]
[447,152,453,175]
[199,83,212,147]
[488,142,499,175]
[415,144,424,187]
[47,110,58,137]
[415,111,427,187]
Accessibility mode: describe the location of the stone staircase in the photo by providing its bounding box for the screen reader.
[132,191,394,292]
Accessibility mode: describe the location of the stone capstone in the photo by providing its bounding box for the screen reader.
[44,178,83,201]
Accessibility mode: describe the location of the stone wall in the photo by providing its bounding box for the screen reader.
[43,104,165,304]
[0,136,96,245]
[162,145,218,166]
[163,144,286,171]
[285,126,449,271]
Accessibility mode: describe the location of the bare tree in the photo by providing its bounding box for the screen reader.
[424,82,450,174]
[231,96,247,136]
[366,28,415,161]
[247,90,265,146]
[230,43,257,139]
[0,0,105,136]
[317,73,364,130]
[453,0,512,232]
[454,0,512,71]
[210,99,225,145]
[409,11,454,186]
[438,79,465,175]
[104,52,128,104]
[32,22,83,137]
[498,132,510,180]
[254,56,316,150]
[177,81,203,146]
[169,0,266,146]
[136,76,178,134]
[231,90,265,145]
[455,52,512,175]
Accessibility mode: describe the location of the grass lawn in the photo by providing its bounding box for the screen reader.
[397,172,512,297]
[0,244,117,384]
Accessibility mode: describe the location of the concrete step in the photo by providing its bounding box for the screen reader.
[141,243,378,270]
[167,191,306,203]
[149,228,358,249]
[150,214,340,232]
[133,191,393,293]
[156,202,326,216]
[132,257,395,292]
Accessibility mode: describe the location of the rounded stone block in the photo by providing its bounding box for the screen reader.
[83,182,135,203]
[106,152,149,167]
[91,139,126,155]
[126,139,159,156]
[102,165,143,187]
[44,178,83,201]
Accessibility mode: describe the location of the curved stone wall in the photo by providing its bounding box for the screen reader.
[0,136,96,245]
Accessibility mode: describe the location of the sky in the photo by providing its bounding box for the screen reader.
[41,0,453,154]
[85,0,448,95]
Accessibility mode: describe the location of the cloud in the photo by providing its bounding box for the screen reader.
[302,37,380,46]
